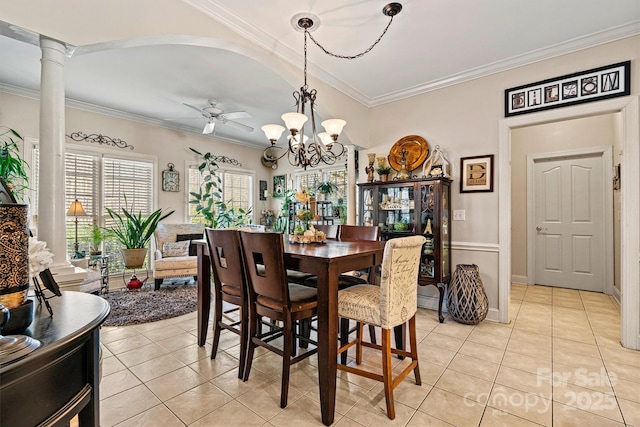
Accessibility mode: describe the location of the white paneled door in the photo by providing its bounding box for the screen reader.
[534,154,605,291]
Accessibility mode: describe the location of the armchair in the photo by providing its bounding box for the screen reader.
[152,223,205,290]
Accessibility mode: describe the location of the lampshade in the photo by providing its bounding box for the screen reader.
[281,112,308,132]
[317,132,333,146]
[321,119,346,137]
[66,200,86,217]
[261,124,285,142]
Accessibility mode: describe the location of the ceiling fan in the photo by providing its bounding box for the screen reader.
[182,98,254,134]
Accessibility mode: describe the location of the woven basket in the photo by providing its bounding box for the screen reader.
[447,264,488,325]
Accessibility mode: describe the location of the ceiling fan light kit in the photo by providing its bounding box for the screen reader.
[262,3,402,170]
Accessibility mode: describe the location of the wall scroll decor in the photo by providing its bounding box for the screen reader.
[460,155,494,193]
[209,155,242,167]
[66,131,134,150]
[505,60,630,117]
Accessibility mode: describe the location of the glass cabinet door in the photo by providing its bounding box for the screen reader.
[378,185,414,234]
[361,187,374,227]
[441,184,450,279]
[419,183,436,279]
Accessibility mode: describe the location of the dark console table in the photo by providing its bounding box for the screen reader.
[1,291,110,427]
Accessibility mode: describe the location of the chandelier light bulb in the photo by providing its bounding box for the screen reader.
[261,124,285,143]
[321,119,346,138]
[317,132,333,146]
[281,112,308,132]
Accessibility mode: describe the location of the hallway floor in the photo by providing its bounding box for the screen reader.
[99,284,640,426]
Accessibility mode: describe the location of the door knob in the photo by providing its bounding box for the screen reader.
[536,226,542,232]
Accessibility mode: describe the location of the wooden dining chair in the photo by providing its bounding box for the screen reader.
[314,224,339,239]
[205,228,249,379]
[337,235,426,420]
[239,231,318,408]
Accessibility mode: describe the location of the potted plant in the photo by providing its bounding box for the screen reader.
[188,147,253,228]
[316,181,338,201]
[106,205,174,268]
[88,224,106,256]
[376,165,392,182]
[0,126,29,200]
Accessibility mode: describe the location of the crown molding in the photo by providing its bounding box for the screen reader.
[184,1,640,107]
[0,83,263,150]
[370,21,640,106]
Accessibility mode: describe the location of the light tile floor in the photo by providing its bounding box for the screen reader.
[99,284,640,426]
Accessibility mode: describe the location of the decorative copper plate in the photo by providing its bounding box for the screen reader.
[387,135,429,172]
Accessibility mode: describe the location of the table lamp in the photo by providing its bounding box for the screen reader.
[66,199,86,253]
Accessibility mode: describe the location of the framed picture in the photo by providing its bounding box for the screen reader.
[505,61,630,117]
[273,175,285,198]
[259,180,268,200]
[460,155,494,193]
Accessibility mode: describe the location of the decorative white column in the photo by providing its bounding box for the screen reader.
[39,36,81,282]
[347,145,357,225]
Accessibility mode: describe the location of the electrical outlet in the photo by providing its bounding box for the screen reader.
[453,209,465,221]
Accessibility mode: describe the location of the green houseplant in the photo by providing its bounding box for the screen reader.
[316,181,338,201]
[106,205,174,268]
[88,224,106,255]
[376,165,392,182]
[0,126,29,200]
[189,147,252,228]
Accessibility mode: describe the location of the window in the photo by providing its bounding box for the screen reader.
[102,157,154,271]
[296,168,347,203]
[30,146,155,272]
[188,164,254,225]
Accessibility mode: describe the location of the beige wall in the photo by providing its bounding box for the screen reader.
[362,36,639,313]
[1,1,639,316]
[0,92,269,224]
[510,113,619,284]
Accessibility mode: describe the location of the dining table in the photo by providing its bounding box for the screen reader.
[194,237,386,426]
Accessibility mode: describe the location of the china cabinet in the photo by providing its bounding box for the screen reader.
[358,177,451,322]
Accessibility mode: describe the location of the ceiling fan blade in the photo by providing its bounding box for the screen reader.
[203,121,216,134]
[183,103,212,119]
[221,120,254,132]
[183,103,204,114]
[220,111,251,120]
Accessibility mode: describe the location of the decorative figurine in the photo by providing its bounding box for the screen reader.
[366,153,376,182]
[395,148,411,180]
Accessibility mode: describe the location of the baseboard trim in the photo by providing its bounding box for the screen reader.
[612,285,622,306]
[511,274,528,284]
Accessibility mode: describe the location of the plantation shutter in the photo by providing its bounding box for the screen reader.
[65,152,99,255]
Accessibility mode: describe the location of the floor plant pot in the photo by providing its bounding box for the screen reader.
[447,264,488,325]
[121,248,147,269]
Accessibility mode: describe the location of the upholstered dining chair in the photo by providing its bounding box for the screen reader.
[336,235,426,420]
[205,228,248,379]
[238,231,318,409]
[303,225,381,359]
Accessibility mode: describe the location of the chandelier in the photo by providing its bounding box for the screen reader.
[262,3,403,170]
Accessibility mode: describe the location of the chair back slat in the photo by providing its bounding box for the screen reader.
[339,225,380,242]
[205,229,245,292]
[239,231,289,306]
[379,235,426,329]
[314,224,339,239]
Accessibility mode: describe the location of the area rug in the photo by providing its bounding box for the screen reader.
[101,282,197,327]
